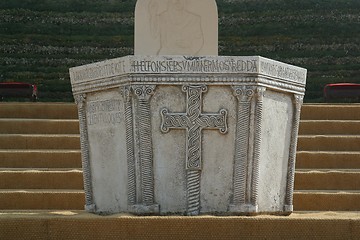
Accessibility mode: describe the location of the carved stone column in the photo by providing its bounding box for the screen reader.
[123,86,136,207]
[74,94,95,212]
[230,86,265,214]
[251,87,266,211]
[132,85,159,213]
[230,86,255,212]
[284,94,304,213]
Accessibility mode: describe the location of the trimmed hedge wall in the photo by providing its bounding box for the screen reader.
[1,0,359,102]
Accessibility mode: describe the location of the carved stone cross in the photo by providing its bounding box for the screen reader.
[160,84,228,215]
[160,85,228,170]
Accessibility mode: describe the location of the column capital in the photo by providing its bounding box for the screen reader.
[232,85,256,102]
[255,87,266,101]
[133,85,156,101]
[294,94,304,107]
[74,93,86,107]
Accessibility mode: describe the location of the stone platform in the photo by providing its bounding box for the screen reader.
[1,211,360,240]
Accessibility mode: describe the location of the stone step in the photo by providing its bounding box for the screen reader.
[300,104,360,120]
[0,103,358,214]
[295,170,360,190]
[0,134,80,149]
[0,190,84,210]
[0,103,78,119]
[299,120,360,135]
[0,189,359,212]
[0,150,81,168]
[296,151,360,169]
[0,119,79,134]
[294,191,360,211]
[1,167,357,193]
[0,150,358,170]
[1,150,358,170]
[297,135,360,151]
[3,119,360,135]
[1,211,360,240]
[0,169,83,189]
[1,103,359,121]
[2,168,357,192]
[2,134,359,151]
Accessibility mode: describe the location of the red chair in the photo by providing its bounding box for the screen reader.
[0,82,38,101]
[324,83,360,102]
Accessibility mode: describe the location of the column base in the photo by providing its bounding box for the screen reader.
[85,204,96,213]
[283,205,293,215]
[229,204,258,215]
[186,209,200,216]
[129,204,160,215]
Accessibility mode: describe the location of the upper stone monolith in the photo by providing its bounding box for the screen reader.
[135,0,218,56]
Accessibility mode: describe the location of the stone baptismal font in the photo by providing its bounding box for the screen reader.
[70,0,307,216]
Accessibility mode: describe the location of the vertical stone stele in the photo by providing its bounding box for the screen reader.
[69,0,307,217]
[135,0,218,56]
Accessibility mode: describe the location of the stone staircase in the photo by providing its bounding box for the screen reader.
[0,103,84,210]
[295,105,360,211]
[0,103,359,212]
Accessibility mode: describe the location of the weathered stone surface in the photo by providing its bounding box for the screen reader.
[135,0,218,55]
[70,55,306,215]
[70,56,306,92]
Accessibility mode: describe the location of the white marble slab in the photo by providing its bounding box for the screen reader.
[71,55,306,216]
[135,0,218,55]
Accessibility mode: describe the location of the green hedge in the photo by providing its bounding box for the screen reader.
[0,0,359,102]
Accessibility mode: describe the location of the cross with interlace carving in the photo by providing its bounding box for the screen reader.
[160,85,228,215]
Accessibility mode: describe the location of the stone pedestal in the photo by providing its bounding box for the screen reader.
[70,55,307,216]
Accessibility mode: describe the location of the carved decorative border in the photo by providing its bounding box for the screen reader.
[74,93,96,212]
[284,94,304,213]
[251,87,266,211]
[130,75,305,93]
[230,86,264,214]
[133,85,157,208]
[186,170,201,216]
[122,86,137,206]
[230,86,255,208]
[70,56,307,87]
[71,74,305,96]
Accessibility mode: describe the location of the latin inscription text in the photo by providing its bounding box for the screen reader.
[130,59,258,73]
[70,57,306,84]
[87,99,122,126]
[260,61,306,83]
[72,61,126,82]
